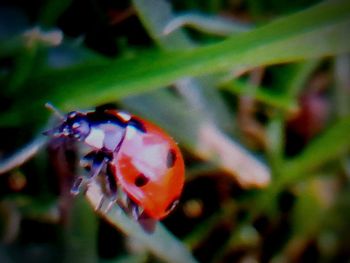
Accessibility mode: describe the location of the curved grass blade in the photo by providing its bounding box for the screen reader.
[2,0,350,124]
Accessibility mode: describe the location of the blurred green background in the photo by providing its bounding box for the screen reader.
[1,0,350,262]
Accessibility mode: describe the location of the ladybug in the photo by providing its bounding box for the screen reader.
[44,104,184,226]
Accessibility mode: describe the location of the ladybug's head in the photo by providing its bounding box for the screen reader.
[44,111,90,141]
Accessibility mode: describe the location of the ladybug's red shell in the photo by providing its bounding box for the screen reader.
[111,115,184,219]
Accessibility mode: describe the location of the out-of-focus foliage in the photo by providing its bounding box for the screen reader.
[0,0,350,262]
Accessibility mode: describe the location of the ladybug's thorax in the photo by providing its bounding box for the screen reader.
[84,123,126,151]
[83,111,129,152]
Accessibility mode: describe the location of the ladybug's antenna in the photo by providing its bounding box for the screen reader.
[45,102,64,120]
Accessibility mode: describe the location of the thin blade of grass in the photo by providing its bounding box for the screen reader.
[60,1,350,108]
[1,0,349,124]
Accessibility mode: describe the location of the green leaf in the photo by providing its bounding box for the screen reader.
[2,0,350,124]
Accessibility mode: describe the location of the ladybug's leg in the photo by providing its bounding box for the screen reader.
[105,163,118,200]
[125,197,157,233]
[96,162,119,213]
[70,176,84,195]
[81,151,108,179]
[126,198,141,220]
[71,151,109,195]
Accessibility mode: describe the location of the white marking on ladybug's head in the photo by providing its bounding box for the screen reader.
[117,111,131,122]
[85,127,105,149]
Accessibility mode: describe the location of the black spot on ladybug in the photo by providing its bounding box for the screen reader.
[166,149,177,168]
[128,118,146,133]
[135,173,149,187]
[165,198,179,212]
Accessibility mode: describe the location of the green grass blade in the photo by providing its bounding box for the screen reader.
[60,0,350,109]
[2,0,350,124]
